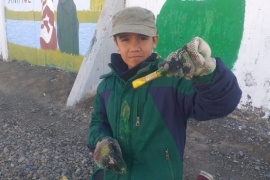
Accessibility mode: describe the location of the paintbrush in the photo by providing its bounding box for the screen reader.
[132,69,165,89]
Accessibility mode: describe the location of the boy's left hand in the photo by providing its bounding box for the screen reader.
[159,37,216,80]
[93,137,127,174]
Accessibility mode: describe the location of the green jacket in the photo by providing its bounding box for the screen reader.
[88,53,242,180]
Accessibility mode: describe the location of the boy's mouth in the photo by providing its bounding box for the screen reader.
[129,56,143,60]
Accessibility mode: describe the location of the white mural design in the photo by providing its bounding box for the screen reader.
[234,0,270,112]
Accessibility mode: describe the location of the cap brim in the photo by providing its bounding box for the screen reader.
[111,24,157,37]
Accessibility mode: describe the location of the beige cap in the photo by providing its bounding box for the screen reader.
[111,6,157,37]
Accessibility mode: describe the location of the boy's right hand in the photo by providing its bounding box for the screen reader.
[93,137,127,174]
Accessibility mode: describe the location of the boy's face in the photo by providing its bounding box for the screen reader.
[114,33,158,69]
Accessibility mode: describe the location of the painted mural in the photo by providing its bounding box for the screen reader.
[4,0,105,71]
[57,0,79,55]
[2,0,270,112]
[156,0,245,69]
[40,0,57,50]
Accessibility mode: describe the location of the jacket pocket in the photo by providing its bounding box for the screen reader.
[165,148,175,180]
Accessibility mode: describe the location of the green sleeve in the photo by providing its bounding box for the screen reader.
[87,90,112,149]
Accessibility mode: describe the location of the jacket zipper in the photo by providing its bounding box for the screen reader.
[136,116,140,126]
[165,149,175,179]
[135,89,141,127]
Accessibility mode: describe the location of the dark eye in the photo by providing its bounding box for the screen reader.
[140,35,149,40]
[119,36,129,42]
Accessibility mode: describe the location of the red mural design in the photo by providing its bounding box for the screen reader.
[40,0,57,50]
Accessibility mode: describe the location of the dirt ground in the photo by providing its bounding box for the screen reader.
[0,59,270,180]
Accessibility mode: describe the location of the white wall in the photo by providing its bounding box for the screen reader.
[234,0,270,113]
[126,0,166,17]
[66,0,125,106]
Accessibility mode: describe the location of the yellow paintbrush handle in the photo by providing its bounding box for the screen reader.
[132,70,163,89]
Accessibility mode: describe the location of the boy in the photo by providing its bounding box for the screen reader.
[88,6,241,180]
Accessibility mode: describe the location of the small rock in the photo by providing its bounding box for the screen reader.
[264,172,270,178]
[3,124,8,129]
[238,151,245,158]
[3,147,8,153]
[18,156,25,163]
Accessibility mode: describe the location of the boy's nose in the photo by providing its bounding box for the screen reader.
[130,40,140,51]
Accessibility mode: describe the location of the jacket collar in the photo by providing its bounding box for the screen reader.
[108,53,159,81]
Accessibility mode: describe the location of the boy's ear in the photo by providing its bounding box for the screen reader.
[113,38,120,52]
[113,37,117,44]
[153,36,159,48]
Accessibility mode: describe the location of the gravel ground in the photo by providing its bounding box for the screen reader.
[0,59,270,180]
[0,96,95,179]
[0,60,96,179]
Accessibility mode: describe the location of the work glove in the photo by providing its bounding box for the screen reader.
[93,137,127,174]
[159,37,216,80]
